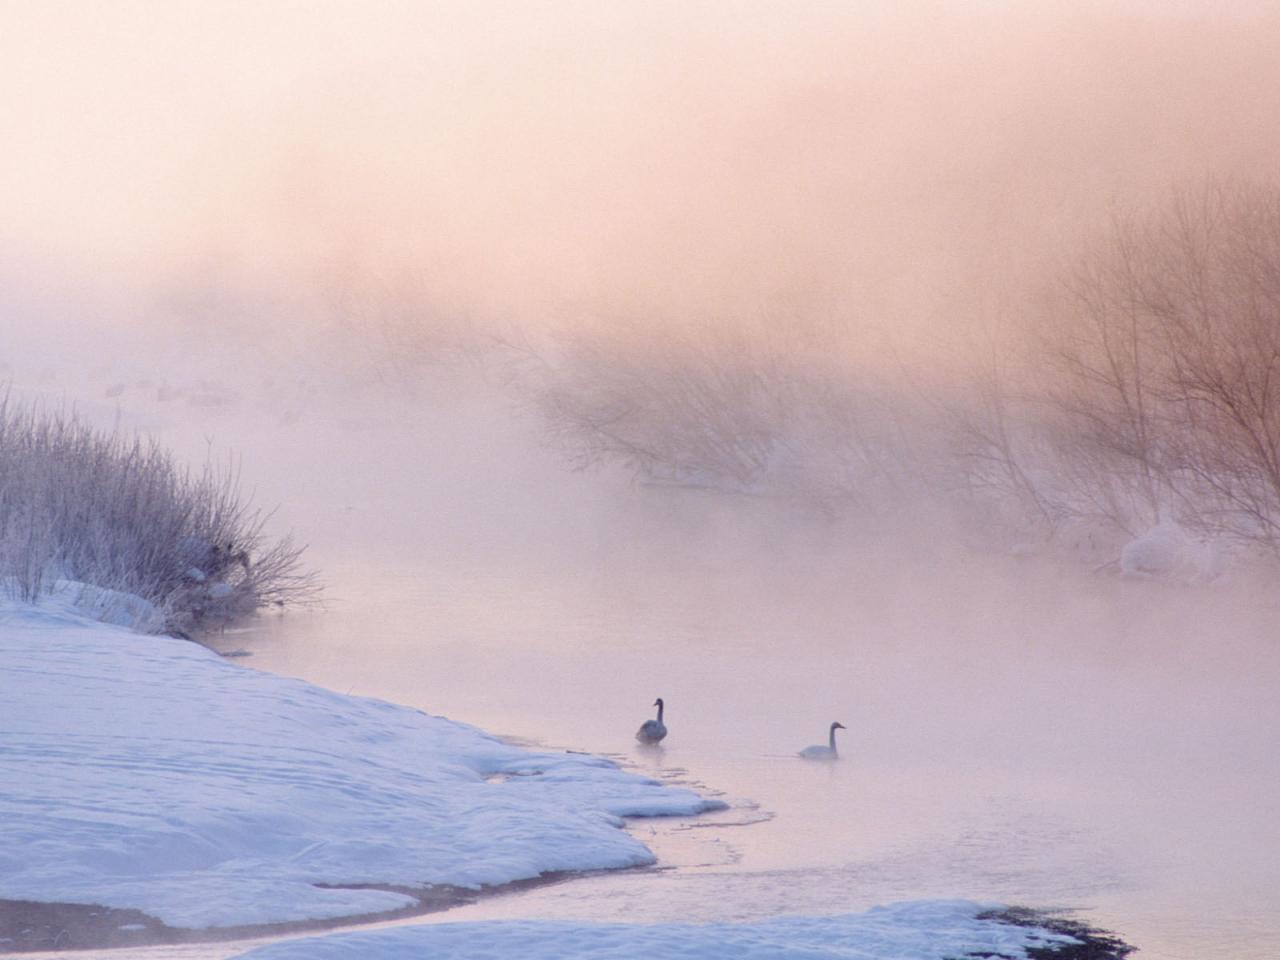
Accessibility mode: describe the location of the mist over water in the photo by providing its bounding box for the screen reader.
[10,373,1265,960]
[6,2,1280,958]
[212,407,1280,960]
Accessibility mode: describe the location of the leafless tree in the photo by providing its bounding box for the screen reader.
[964,180,1280,554]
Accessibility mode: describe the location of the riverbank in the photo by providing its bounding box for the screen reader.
[0,587,722,943]
[0,587,1136,958]
[224,900,1128,960]
[0,874,567,952]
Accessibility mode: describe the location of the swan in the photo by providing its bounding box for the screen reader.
[636,697,667,744]
[799,721,845,760]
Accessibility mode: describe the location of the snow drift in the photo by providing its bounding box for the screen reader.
[230,900,1080,960]
[0,588,723,929]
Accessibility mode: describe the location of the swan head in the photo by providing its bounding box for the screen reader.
[653,698,663,708]
[831,721,846,731]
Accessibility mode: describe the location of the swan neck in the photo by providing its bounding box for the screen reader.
[656,701,664,723]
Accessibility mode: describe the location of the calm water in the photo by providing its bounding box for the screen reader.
[189,507,1278,960]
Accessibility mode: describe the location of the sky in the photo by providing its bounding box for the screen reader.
[5,1,1280,378]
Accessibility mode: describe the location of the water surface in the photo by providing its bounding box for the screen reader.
[25,402,1280,960]
[200,505,1280,960]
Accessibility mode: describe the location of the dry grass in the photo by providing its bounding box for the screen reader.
[0,393,317,637]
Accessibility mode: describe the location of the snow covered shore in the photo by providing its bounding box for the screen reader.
[230,901,1081,960]
[0,587,723,932]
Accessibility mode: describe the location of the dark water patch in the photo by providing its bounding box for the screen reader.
[976,907,1135,960]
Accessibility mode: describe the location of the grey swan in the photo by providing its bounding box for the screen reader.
[636,697,668,744]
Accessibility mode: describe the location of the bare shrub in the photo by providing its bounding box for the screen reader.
[946,348,1065,531]
[960,180,1280,556]
[0,394,318,636]
[523,319,936,509]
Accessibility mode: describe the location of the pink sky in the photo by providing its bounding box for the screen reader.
[4,1,1280,359]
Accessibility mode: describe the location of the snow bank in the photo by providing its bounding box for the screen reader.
[0,578,164,631]
[1119,521,1223,582]
[231,901,1078,960]
[0,591,724,929]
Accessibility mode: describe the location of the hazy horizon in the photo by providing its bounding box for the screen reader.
[7,2,1280,378]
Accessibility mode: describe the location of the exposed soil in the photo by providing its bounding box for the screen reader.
[973,907,1136,960]
[0,874,571,954]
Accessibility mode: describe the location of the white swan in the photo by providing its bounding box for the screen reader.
[636,697,667,744]
[799,721,845,760]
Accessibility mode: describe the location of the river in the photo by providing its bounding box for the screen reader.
[211,510,1278,960]
[24,396,1280,959]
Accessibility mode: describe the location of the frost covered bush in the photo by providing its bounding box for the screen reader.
[1119,522,1224,582]
[0,395,316,636]
[525,321,938,506]
[956,180,1280,564]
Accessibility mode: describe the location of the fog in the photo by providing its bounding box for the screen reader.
[7,2,1280,362]
[6,2,1280,512]
[5,5,1280,957]
[5,0,1280,717]
[5,0,1280,661]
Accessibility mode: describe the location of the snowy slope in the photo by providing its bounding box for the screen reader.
[231,901,1078,960]
[0,588,724,929]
